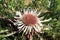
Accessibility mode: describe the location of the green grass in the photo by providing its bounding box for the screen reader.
[57,0,60,10]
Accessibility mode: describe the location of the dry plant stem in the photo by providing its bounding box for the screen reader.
[0,31,16,37]
[27,34,33,40]
[0,29,9,33]
[14,37,18,40]
[39,36,43,40]
[29,35,33,40]
[37,34,43,40]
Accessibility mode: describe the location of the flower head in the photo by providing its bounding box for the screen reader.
[14,8,52,39]
[22,13,37,26]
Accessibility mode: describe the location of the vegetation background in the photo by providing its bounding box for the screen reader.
[0,0,60,40]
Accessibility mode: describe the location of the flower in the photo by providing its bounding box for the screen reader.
[14,8,52,40]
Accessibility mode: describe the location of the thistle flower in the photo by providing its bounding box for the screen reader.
[13,8,52,40]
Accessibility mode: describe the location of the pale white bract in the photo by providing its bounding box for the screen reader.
[14,9,52,35]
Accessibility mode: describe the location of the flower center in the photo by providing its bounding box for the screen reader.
[22,13,37,26]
